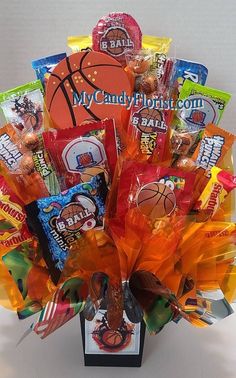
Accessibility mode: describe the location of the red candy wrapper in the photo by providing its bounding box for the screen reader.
[127,101,169,161]
[92,12,142,66]
[116,161,196,220]
[0,175,27,229]
[43,119,117,191]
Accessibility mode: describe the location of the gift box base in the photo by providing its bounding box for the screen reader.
[80,312,146,367]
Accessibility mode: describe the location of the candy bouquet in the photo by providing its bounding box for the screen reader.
[0,12,236,366]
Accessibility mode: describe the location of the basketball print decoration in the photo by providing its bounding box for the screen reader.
[180,95,218,129]
[45,50,132,129]
[92,12,142,65]
[137,182,176,220]
[132,107,167,134]
[56,196,97,233]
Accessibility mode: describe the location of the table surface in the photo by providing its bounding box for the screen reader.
[0,1,236,377]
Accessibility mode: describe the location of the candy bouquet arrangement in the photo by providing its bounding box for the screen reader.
[0,12,236,365]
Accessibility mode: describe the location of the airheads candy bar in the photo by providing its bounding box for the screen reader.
[194,166,236,219]
[32,53,66,89]
[0,176,26,229]
[43,119,117,191]
[92,12,142,66]
[127,101,168,161]
[192,124,235,174]
[25,173,108,284]
[178,80,231,131]
[170,59,208,96]
[0,80,44,135]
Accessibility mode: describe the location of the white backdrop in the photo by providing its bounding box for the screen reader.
[0,1,236,377]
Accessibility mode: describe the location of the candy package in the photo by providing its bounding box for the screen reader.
[32,53,66,89]
[0,123,25,173]
[170,59,208,97]
[115,161,196,221]
[177,80,231,131]
[43,119,117,191]
[0,219,32,255]
[0,81,44,135]
[194,166,236,220]
[126,100,169,161]
[92,12,142,66]
[25,173,108,283]
[0,175,27,229]
[192,123,235,174]
[67,35,92,53]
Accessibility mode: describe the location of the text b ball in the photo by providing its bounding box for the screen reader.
[137,182,176,220]
[45,51,132,129]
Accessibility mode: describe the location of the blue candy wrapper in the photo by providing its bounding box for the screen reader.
[25,173,108,283]
[32,53,66,89]
[170,59,208,95]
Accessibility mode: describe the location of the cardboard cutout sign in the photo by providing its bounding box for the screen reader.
[45,51,132,129]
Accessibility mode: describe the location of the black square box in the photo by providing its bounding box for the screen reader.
[80,310,146,367]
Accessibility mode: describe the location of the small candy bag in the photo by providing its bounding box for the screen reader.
[170,59,208,97]
[192,124,235,174]
[67,35,92,53]
[194,166,236,220]
[25,173,108,284]
[92,12,142,66]
[141,36,172,92]
[0,80,44,134]
[43,119,117,191]
[32,53,66,89]
[32,140,61,196]
[0,124,25,173]
[0,216,32,255]
[177,80,231,131]
[116,161,196,220]
[0,175,27,229]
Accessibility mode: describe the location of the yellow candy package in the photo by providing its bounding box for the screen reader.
[194,166,236,220]
[67,35,92,53]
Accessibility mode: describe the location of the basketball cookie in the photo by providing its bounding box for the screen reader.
[137,182,176,219]
[92,12,142,66]
[45,51,132,129]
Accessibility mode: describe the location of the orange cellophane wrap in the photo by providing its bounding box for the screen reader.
[0,239,57,313]
[61,230,123,329]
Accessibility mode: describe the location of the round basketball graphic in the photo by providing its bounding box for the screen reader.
[100,27,134,56]
[132,107,167,134]
[180,95,218,129]
[102,330,123,347]
[92,12,142,65]
[137,182,176,219]
[45,51,132,129]
[56,196,96,232]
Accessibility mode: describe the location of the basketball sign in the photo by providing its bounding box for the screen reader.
[45,51,132,129]
[62,136,106,173]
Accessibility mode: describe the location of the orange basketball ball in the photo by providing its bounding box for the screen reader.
[102,330,123,347]
[45,51,132,129]
[137,182,176,220]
